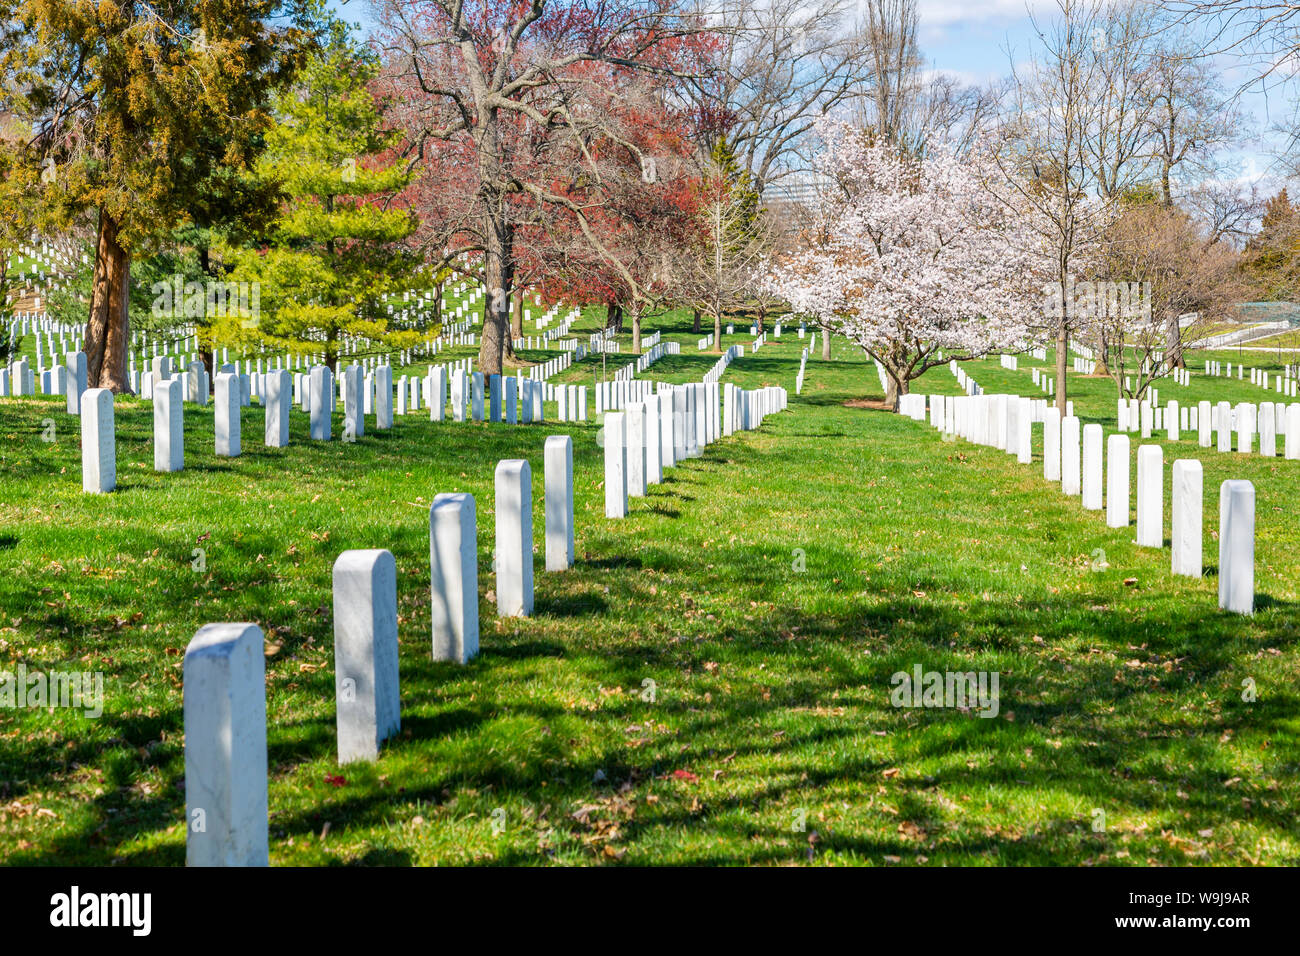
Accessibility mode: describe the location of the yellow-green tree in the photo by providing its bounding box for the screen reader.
[219,39,430,370]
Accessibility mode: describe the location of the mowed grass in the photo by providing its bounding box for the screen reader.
[1,320,1298,866]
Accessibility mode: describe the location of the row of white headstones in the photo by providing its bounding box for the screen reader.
[600,380,789,519]
[43,351,590,490]
[898,390,1257,616]
[181,378,790,865]
[1115,396,1300,458]
[181,444,562,864]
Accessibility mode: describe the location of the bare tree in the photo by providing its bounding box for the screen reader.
[1085,0,1161,200]
[685,0,873,194]
[989,0,1116,411]
[1146,31,1241,206]
[685,147,772,349]
[1096,200,1246,394]
[372,0,710,377]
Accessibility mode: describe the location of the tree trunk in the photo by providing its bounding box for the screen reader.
[511,287,524,339]
[712,310,722,353]
[1055,320,1068,414]
[884,372,907,410]
[1165,313,1184,368]
[821,326,831,360]
[85,208,132,393]
[477,214,511,377]
[692,308,701,334]
[629,302,641,352]
[475,109,512,377]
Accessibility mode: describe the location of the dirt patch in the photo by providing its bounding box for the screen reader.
[843,397,894,411]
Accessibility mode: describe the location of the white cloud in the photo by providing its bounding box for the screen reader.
[916,0,1053,27]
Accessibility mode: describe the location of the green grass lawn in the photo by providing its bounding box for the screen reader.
[1,318,1298,866]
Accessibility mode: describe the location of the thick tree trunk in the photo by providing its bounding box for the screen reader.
[712,310,722,353]
[511,288,524,339]
[692,308,701,334]
[821,326,831,360]
[475,108,513,377]
[629,302,641,352]
[885,373,908,410]
[477,214,511,377]
[85,208,132,393]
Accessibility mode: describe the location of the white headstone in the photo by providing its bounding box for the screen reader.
[333,549,400,764]
[1105,433,1129,528]
[626,402,647,497]
[429,367,447,422]
[429,493,479,663]
[1259,401,1276,456]
[1171,459,1202,578]
[660,392,676,469]
[154,377,184,472]
[1286,404,1300,460]
[1061,415,1081,495]
[65,351,87,415]
[1218,480,1254,615]
[645,398,663,484]
[375,365,393,430]
[265,370,290,447]
[184,622,268,867]
[215,372,241,457]
[604,411,628,518]
[310,366,333,440]
[1081,423,1103,510]
[81,387,115,493]
[343,365,364,440]
[1136,444,1163,548]
[1236,403,1255,454]
[494,460,534,617]
[472,372,485,421]
[544,436,574,572]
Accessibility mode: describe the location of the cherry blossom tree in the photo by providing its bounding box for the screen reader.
[766,120,1041,409]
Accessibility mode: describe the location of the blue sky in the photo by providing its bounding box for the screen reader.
[334,0,1295,189]
[919,0,1294,189]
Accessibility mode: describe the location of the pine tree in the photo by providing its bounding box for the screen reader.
[219,37,430,369]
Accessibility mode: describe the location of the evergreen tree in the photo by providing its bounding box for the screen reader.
[0,0,322,392]
[220,37,430,369]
